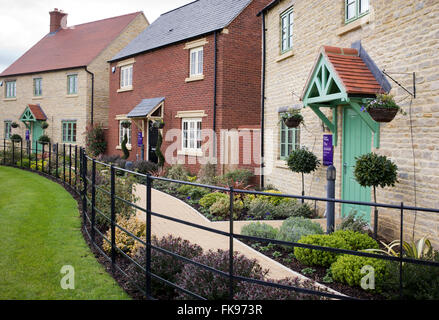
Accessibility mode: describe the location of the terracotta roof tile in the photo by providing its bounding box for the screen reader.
[323,46,384,95]
[0,12,142,77]
[28,104,47,121]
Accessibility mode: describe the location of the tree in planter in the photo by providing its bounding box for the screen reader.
[354,152,398,239]
[86,123,107,157]
[155,130,165,168]
[287,147,320,203]
[38,134,51,144]
[121,121,131,160]
[10,134,22,143]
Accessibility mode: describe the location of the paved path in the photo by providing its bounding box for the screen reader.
[133,184,342,295]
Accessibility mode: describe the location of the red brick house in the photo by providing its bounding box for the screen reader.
[107,0,270,175]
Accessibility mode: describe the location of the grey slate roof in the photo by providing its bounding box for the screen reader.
[111,0,252,61]
[127,97,165,118]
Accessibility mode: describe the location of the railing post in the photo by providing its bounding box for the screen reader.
[48,143,51,175]
[35,142,38,171]
[91,159,96,243]
[63,144,66,183]
[3,139,5,165]
[55,144,59,178]
[110,165,116,270]
[20,139,23,168]
[146,174,152,299]
[12,140,15,166]
[399,202,404,299]
[28,141,31,169]
[69,144,72,186]
[75,145,78,189]
[42,143,45,173]
[326,165,336,234]
[229,186,234,300]
[82,150,88,227]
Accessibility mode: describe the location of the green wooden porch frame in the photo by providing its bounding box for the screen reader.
[19,106,36,129]
[302,51,380,148]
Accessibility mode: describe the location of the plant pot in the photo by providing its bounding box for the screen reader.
[367,107,398,123]
[284,117,302,128]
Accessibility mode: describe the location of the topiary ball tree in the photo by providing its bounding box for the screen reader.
[354,152,398,238]
[287,147,320,203]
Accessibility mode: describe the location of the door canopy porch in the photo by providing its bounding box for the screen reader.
[127,97,164,131]
[19,104,47,128]
[301,46,388,147]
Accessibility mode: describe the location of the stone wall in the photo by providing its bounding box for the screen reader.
[263,0,439,246]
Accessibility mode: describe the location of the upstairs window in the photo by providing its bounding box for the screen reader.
[281,7,294,53]
[67,74,78,95]
[189,47,203,77]
[4,121,11,139]
[280,120,300,159]
[120,65,133,89]
[182,118,202,151]
[33,78,42,96]
[5,81,16,98]
[345,0,369,23]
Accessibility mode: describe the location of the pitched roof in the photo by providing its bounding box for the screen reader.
[111,0,252,61]
[28,104,47,121]
[0,12,143,77]
[323,46,384,95]
[127,97,165,118]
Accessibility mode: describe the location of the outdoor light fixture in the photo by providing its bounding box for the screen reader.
[0,81,3,86]
[112,67,116,73]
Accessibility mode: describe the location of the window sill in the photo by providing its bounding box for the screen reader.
[66,94,78,98]
[336,14,371,36]
[276,50,294,62]
[185,75,204,83]
[116,145,132,151]
[117,86,133,93]
[275,159,289,169]
[3,98,17,101]
[177,149,203,157]
[32,96,44,100]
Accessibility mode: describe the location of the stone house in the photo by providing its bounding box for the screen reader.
[107,0,270,175]
[0,9,148,150]
[258,0,439,244]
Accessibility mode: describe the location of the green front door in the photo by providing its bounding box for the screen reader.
[32,121,43,153]
[342,107,372,221]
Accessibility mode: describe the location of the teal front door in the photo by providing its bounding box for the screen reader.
[342,107,372,221]
[32,121,43,153]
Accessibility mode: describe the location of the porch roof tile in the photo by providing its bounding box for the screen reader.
[28,104,47,121]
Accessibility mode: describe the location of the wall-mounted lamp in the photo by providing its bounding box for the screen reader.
[111,67,116,74]
[0,81,3,86]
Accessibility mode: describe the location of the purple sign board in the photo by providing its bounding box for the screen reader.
[25,130,30,141]
[323,134,333,166]
[137,132,143,147]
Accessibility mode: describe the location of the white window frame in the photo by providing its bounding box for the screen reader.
[4,121,11,139]
[189,47,203,77]
[281,7,294,53]
[345,0,369,24]
[119,120,132,146]
[5,81,16,98]
[67,74,78,95]
[120,65,133,89]
[182,118,202,152]
[33,78,42,96]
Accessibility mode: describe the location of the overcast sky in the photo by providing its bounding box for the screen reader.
[0,0,194,72]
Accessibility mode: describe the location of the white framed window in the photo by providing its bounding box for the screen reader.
[120,65,133,88]
[33,78,42,96]
[182,118,202,151]
[119,120,132,146]
[5,81,16,98]
[281,7,294,53]
[67,74,78,95]
[4,121,11,139]
[189,47,203,77]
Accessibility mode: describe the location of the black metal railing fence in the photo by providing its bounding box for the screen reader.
[2,139,439,300]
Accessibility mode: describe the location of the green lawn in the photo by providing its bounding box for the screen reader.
[0,166,130,300]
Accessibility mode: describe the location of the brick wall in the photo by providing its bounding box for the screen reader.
[263,0,439,246]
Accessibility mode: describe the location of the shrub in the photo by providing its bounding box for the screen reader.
[331,255,390,291]
[155,131,165,168]
[16,159,30,167]
[38,134,51,144]
[273,202,314,219]
[133,160,158,175]
[99,154,120,164]
[332,230,378,251]
[10,134,22,142]
[177,184,209,201]
[241,222,278,240]
[128,235,203,300]
[234,277,327,300]
[247,198,277,220]
[86,123,107,157]
[166,164,190,181]
[220,169,254,185]
[276,217,324,250]
[209,197,243,220]
[336,210,369,233]
[197,162,217,185]
[30,160,48,171]
[103,215,145,257]
[121,134,129,160]
[175,249,268,300]
[295,234,350,267]
[199,192,229,209]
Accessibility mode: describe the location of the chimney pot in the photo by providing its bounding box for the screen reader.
[49,8,67,33]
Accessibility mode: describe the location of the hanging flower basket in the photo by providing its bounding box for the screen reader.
[121,120,131,129]
[363,94,404,123]
[281,108,304,128]
[11,122,19,129]
[153,119,165,129]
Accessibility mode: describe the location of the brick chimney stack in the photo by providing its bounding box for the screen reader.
[49,8,68,33]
